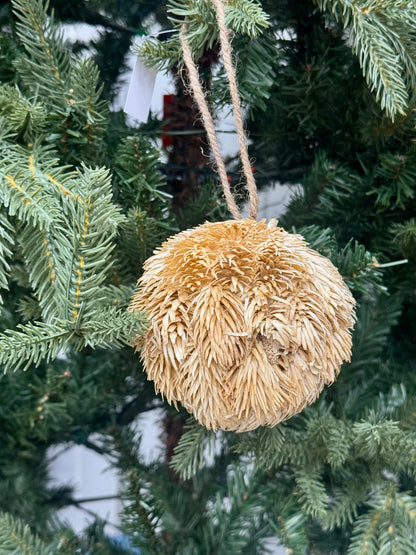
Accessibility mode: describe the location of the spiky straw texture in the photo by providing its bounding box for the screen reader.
[130,219,355,432]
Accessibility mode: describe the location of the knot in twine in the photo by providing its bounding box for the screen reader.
[130,0,356,432]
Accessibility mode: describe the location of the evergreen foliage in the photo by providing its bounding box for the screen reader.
[313,0,416,120]
[0,512,52,555]
[136,0,276,109]
[137,0,270,70]
[0,0,415,553]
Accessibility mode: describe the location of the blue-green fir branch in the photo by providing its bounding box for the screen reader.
[135,0,269,72]
[205,465,274,554]
[66,57,107,148]
[170,419,217,479]
[0,144,64,231]
[347,487,416,555]
[347,296,402,375]
[0,512,53,555]
[294,466,328,519]
[212,33,277,110]
[313,0,416,119]
[0,307,145,374]
[63,165,126,325]
[392,218,416,259]
[81,307,146,350]
[6,148,123,324]
[19,225,72,322]
[12,0,71,113]
[0,320,73,373]
[371,152,416,209]
[0,84,48,141]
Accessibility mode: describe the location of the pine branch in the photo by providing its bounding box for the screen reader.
[296,224,385,297]
[0,147,127,324]
[82,307,146,349]
[294,466,328,519]
[347,295,402,375]
[66,57,107,156]
[12,0,71,114]
[113,135,176,276]
[136,0,270,71]
[0,306,145,373]
[232,426,287,469]
[170,419,217,479]
[224,0,270,37]
[0,143,64,231]
[0,512,52,555]
[205,465,273,554]
[330,239,385,295]
[62,165,125,326]
[324,488,362,531]
[168,0,269,39]
[320,418,352,468]
[352,417,401,460]
[371,152,416,209]
[12,0,108,162]
[347,505,381,555]
[313,0,416,119]
[19,224,71,321]
[347,488,416,555]
[392,218,416,259]
[212,33,277,110]
[113,135,172,209]
[296,225,338,255]
[119,208,174,272]
[17,295,42,322]
[0,320,73,373]
[97,284,136,309]
[0,84,48,141]
[269,511,309,555]
[135,37,181,73]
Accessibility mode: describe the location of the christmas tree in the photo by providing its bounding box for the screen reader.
[0,0,416,553]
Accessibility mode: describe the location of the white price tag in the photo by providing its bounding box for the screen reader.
[124,56,157,122]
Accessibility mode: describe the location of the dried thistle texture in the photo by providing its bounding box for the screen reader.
[130,219,356,432]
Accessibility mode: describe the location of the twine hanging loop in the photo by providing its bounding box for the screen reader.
[179,0,259,220]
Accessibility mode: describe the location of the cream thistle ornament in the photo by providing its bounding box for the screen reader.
[130,0,356,432]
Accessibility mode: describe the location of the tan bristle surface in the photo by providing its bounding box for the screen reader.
[130,219,356,432]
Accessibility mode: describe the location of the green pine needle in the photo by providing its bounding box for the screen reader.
[0,512,52,555]
[170,419,217,480]
[294,467,328,519]
[314,0,416,119]
[0,320,72,373]
[136,0,269,72]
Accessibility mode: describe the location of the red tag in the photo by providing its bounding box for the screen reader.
[162,94,174,148]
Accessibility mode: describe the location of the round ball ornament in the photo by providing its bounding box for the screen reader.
[130,218,355,432]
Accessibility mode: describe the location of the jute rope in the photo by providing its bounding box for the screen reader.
[179,0,259,220]
[180,25,242,220]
